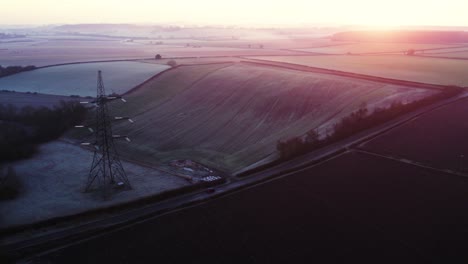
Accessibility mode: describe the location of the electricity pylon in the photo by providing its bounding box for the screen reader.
[77,70,133,198]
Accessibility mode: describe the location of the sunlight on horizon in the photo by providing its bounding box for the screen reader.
[1,0,468,27]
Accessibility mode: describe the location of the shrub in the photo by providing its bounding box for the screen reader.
[0,65,36,78]
[0,166,21,200]
[167,60,177,67]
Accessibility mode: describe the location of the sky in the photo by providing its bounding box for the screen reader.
[1,0,468,27]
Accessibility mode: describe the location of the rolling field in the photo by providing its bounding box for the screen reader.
[361,96,468,172]
[0,37,302,67]
[293,42,464,54]
[248,55,468,86]
[421,51,468,59]
[0,39,159,66]
[0,91,78,108]
[0,61,170,96]
[105,62,436,173]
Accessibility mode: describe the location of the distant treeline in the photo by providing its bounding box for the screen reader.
[332,31,468,43]
[0,65,36,78]
[277,86,462,161]
[0,33,26,39]
[0,101,87,161]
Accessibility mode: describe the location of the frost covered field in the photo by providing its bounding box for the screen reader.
[0,141,189,229]
[0,61,170,96]
[109,62,437,173]
[0,91,77,108]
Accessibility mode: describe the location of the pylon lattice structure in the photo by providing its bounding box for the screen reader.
[84,70,131,196]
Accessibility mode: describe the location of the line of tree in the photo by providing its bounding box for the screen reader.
[277,86,462,161]
[0,65,36,78]
[0,101,87,161]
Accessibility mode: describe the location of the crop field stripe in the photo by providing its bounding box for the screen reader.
[153,66,246,146]
[188,77,266,151]
[120,63,236,140]
[130,63,233,113]
[240,96,283,147]
[198,86,258,151]
[217,92,268,152]
[131,63,234,118]
[204,70,285,152]
[160,79,243,148]
[306,86,389,132]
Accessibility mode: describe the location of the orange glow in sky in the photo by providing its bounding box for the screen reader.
[1,0,467,26]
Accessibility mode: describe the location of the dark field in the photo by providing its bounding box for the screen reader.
[34,152,468,263]
[361,97,468,172]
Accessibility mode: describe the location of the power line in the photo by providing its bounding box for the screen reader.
[77,70,133,199]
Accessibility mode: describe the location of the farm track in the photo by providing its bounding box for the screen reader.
[353,149,468,179]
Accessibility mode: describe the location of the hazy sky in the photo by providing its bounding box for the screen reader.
[1,0,467,27]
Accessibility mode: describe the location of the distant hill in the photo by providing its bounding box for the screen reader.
[54,24,142,31]
[332,31,468,43]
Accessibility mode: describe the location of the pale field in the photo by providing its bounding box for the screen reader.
[294,42,465,54]
[421,50,468,58]
[248,55,468,86]
[101,62,436,173]
[421,46,468,54]
[0,61,170,96]
[0,37,305,67]
[0,91,78,108]
[138,57,244,66]
[0,39,158,66]
[0,141,189,229]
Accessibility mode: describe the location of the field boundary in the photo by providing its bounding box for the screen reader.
[36,59,154,69]
[354,149,468,179]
